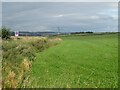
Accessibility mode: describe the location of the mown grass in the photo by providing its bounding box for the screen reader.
[28,34,118,88]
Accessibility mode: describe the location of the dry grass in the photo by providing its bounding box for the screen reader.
[22,58,31,71]
[2,36,59,88]
[2,58,32,88]
[48,37,62,42]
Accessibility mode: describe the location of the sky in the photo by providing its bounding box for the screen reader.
[1,0,119,2]
[2,2,118,32]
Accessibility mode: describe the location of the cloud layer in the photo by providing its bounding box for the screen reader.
[2,2,118,32]
[2,0,119,2]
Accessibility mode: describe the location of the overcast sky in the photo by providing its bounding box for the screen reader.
[2,2,118,32]
[1,0,119,2]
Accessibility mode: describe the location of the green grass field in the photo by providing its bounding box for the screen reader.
[28,34,118,88]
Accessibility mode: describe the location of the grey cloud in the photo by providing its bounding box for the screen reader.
[2,2,118,32]
[2,0,119,2]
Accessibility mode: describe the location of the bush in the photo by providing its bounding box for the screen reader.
[1,27,11,39]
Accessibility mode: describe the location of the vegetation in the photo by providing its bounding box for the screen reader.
[28,34,118,88]
[1,27,11,39]
[2,36,59,88]
[1,33,118,88]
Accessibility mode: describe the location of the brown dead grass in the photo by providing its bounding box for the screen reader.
[2,58,32,88]
[48,37,62,42]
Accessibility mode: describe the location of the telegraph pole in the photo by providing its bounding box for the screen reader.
[57,27,60,35]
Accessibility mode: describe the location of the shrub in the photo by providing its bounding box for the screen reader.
[1,27,11,39]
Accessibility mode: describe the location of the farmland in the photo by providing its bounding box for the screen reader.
[27,33,118,88]
[1,33,118,88]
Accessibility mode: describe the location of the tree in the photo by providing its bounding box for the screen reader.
[1,27,11,39]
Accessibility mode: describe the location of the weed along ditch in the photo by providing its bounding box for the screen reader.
[2,36,61,88]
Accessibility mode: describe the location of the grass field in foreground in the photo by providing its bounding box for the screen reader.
[28,34,118,88]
